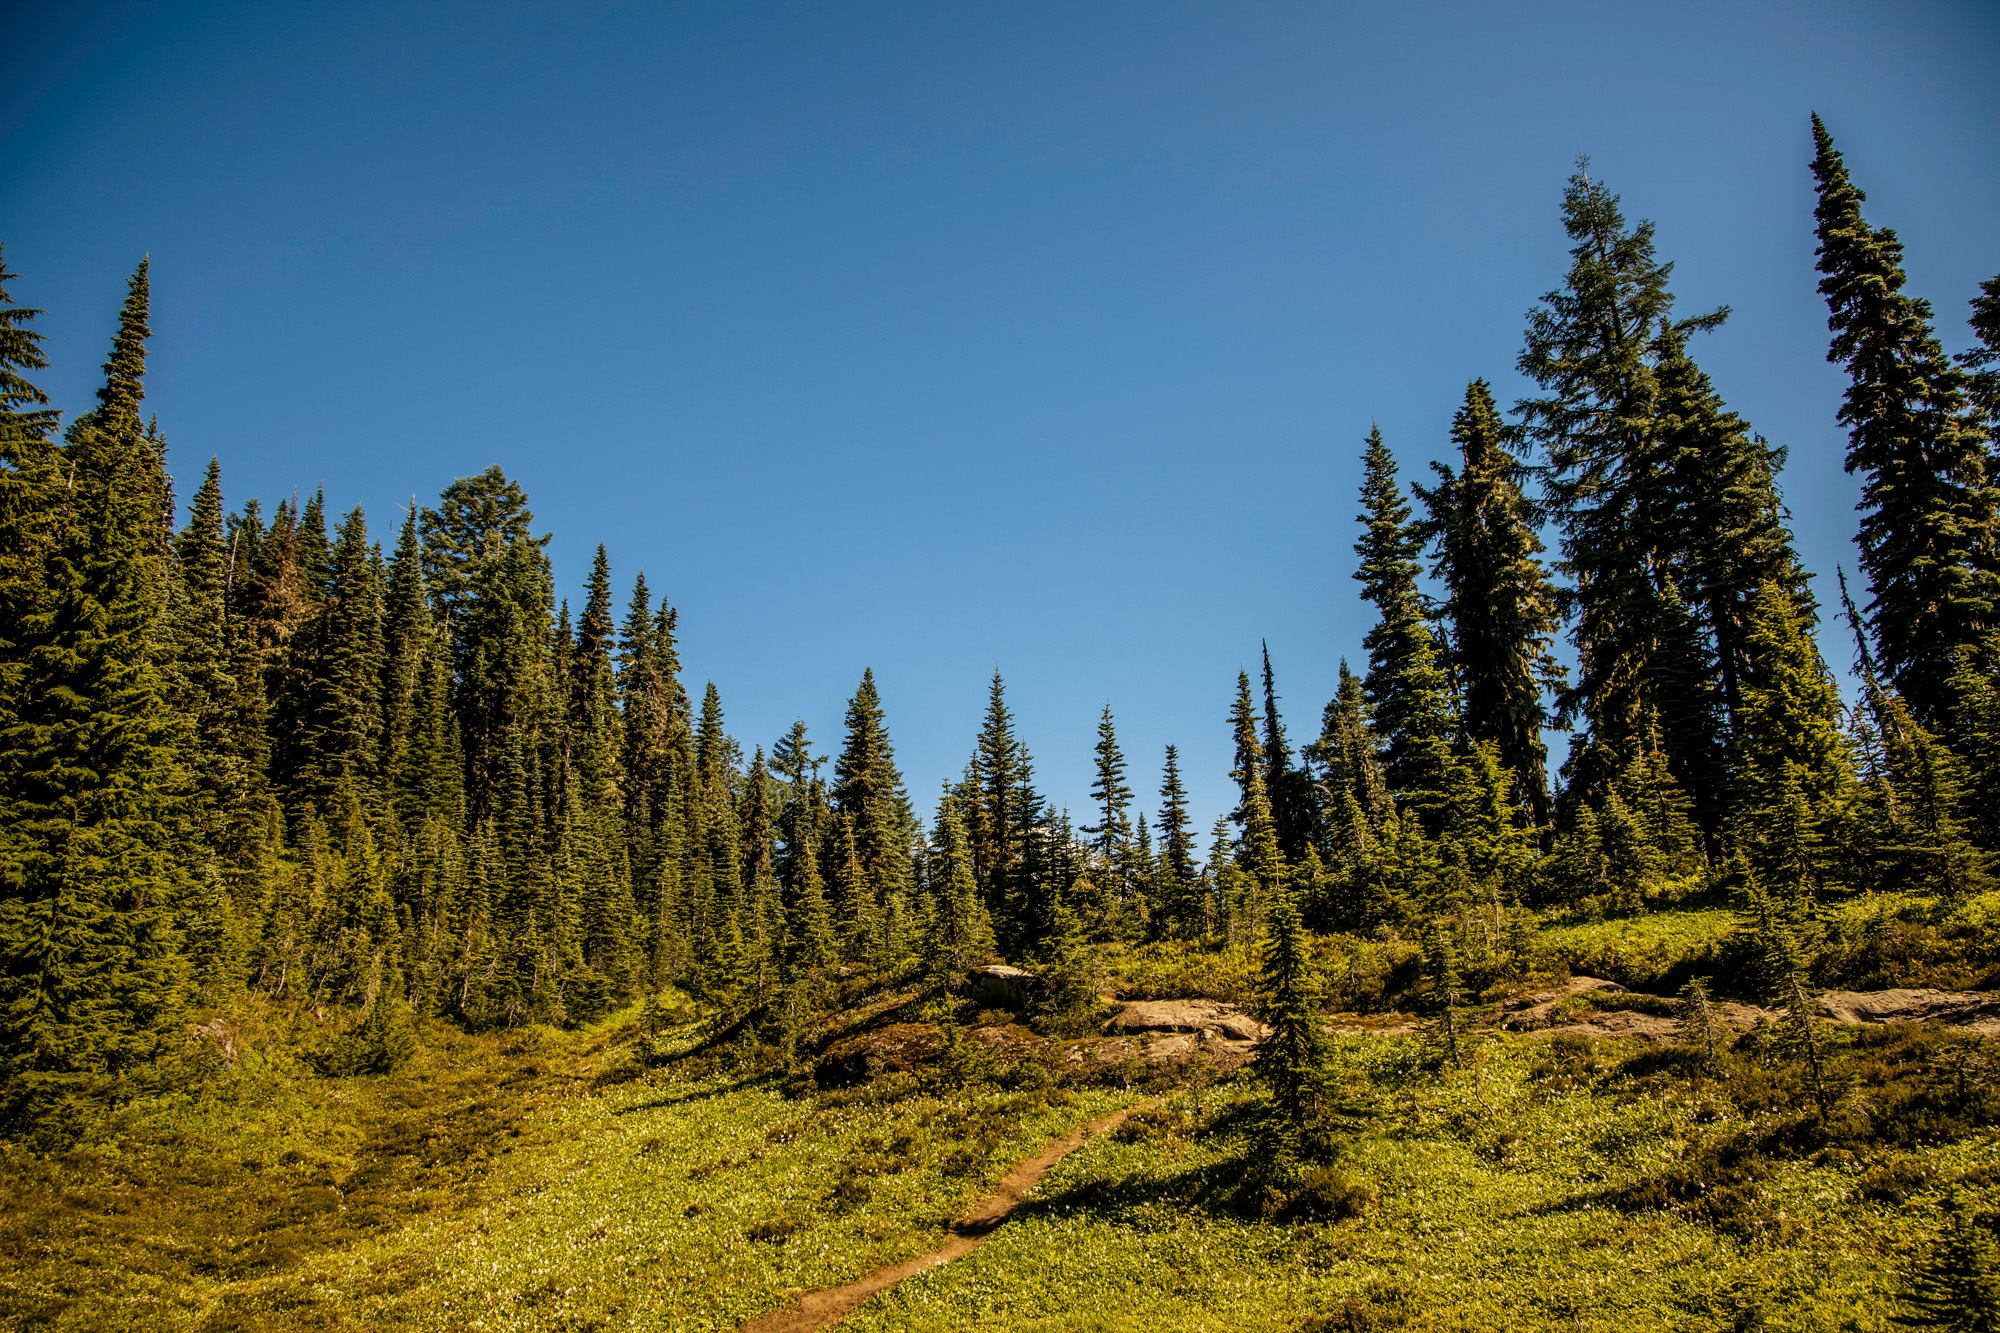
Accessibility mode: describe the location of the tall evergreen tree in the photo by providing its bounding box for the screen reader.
[1260,644,1317,858]
[1415,379,1563,826]
[0,260,190,1134]
[1811,115,2000,724]
[1353,427,1433,796]
[1082,703,1132,869]
[834,667,913,917]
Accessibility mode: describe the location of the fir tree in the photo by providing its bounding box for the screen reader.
[1962,274,2000,439]
[834,667,913,918]
[1260,643,1317,858]
[1517,160,1733,819]
[1676,976,1727,1068]
[1415,379,1563,827]
[1897,1195,2000,1333]
[0,260,190,1135]
[1252,884,1331,1152]
[1811,115,2000,724]
[1082,702,1132,872]
[1153,745,1201,937]
[1353,427,1432,795]
[1420,918,1466,1070]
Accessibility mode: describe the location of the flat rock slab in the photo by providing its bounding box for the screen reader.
[1105,999,1271,1043]
[1821,989,2000,1033]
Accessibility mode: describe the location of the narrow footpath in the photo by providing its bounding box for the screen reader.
[736,1097,1162,1333]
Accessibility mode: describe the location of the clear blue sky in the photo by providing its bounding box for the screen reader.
[5,1,1997,833]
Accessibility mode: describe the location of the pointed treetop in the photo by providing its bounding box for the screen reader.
[95,258,151,433]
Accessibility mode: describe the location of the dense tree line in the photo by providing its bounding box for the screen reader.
[2,116,1996,1143]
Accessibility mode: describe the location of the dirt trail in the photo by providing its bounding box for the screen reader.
[735,1097,1162,1333]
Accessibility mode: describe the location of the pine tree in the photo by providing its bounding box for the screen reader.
[1517,160,1733,818]
[1811,115,2000,724]
[1252,884,1331,1151]
[1353,427,1433,795]
[1153,745,1201,938]
[0,260,191,1135]
[1420,918,1466,1070]
[1415,379,1563,827]
[835,668,913,924]
[1897,1194,2000,1333]
[1082,702,1132,873]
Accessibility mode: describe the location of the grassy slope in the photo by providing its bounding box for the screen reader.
[850,1035,1975,1332]
[7,897,1999,1332]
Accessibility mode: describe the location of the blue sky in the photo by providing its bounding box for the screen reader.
[5,0,1997,832]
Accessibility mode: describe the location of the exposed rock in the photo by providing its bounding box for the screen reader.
[1502,977,1627,1026]
[1105,999,1270,1042]
[1821,989,2000,1034]
[965,1024,1046,1063]
[968,965,1040,1009]
[1538,1011,1680,1044]
[815,1023,941,1088]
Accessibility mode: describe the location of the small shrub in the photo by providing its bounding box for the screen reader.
[744,1216,799,1243]
[1278,1167,1374,1224]
[1855,1154,1933,1204]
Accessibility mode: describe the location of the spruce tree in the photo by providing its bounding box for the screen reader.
[1811,115,2000,723]
[1082,702,1132,872]
[835,667,913,917]
[0,260,190,1135]
[1517,160,1732,818]
[1415,379,1563,827]
[1252,884,1331,1152]
[1353,427,1432,795]
[1897,1194,2000,1333]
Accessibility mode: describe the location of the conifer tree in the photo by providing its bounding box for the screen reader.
[1353,427,1433,795]
[1082,702,1132,871]
[1651,324,1813,732]
[835,668,913,920]
[1896,1193,2000,1333]
[0,260,190,1134]
[1420,919,1466,1070]
[1676,977,1727,1068]
[1152,745,1201,937]
[1252,883,1330,1152]
[1811,115,2000,723]
[1416,379,1563,826]
[1963,274,2000,439]
[925,784,987,978]
[379,505,430,822]
[1517,161,1733,817]
[1734,582,1851,822]
[1260,644,1317,858]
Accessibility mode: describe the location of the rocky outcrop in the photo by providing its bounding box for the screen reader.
[1821,989,2000,1034]
[815,1023,943,1088]
[1098,998,1266,1065]
[968,965,1039,1009]
[1105,999,1270,1042]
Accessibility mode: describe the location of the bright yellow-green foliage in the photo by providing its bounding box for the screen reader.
[847,1036,1994,1332]
[327,1074,1136,1330]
